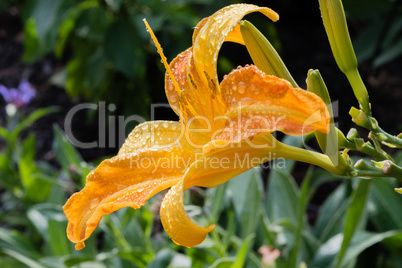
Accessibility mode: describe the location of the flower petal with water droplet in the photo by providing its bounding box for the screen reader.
[219,65,330,136]
[63,121,190,250]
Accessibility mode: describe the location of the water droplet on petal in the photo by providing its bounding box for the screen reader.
[238,82,246,94]
[90,198,99,210]
[232,83,237,91]
[116,184,126,191]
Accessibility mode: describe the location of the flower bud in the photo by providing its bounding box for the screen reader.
[240,20,297,87]
[318,0,370,114]
[349,107,373,130]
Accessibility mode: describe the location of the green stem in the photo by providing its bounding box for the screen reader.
[338,128,389,161]
[354,170,402,182]
[345,70,371,116]
[358,143,389,161]
[274,141,349,175]
[373,126,402,148]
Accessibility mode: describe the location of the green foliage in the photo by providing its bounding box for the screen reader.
[1,0,402,267]
[2,119,402,267]
[344,0,402,66]
[20,0,240,117]
[0,107,58,199]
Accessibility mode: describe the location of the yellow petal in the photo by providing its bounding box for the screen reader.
[184,134,276,189]
[220,65,330,136]
[195,17,245,45]
[225,23,245,45]
[165,49,221,147]
[63,121,190,250]
[165,49,205,118]
[160,178,215,247]
[118,121,184,154]
[159,133,276,248]
[192,4,278,96]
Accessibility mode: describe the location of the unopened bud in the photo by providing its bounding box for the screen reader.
[240,20,297,87]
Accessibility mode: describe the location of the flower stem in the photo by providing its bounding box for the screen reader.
[345,69,371,116]
[274,141,350,175]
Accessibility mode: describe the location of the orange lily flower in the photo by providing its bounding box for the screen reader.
[63,4,330,250]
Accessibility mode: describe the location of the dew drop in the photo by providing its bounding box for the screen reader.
[137,187,144,193]
[89,198,99,210]
[232,83,237,91]
[116,184,126,191]
[238,82,246,94]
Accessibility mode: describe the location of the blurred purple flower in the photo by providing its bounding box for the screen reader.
[0,80,36,107]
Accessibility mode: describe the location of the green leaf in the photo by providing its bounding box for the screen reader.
[8,107,58,149]
[0,126,8,139]
[55,0,99,57]
[266,168,299,224]
[22,0,70,62]
[1,249,45,268]
[104,19,145,78]
[343,0,393,19]
[205,183,229,222]
[227,168,263,238]
[335,179,372,268]
[52,124,83,172]
[353,21,383,62]
[0,227,41,262]
[168,253,192,268]
[313,183,348,242]
[310,230,402,268]
[368,178,402,231]
[104,0,123,11]
[65,45,110,101]
[288,168,313,268]
[19,134,51,202]
[232,234,256,268]
[210,257,236,268]
[27,204,71,256]
[374,38,402,67]
[265,167,300,256]
[147,249,175,268]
